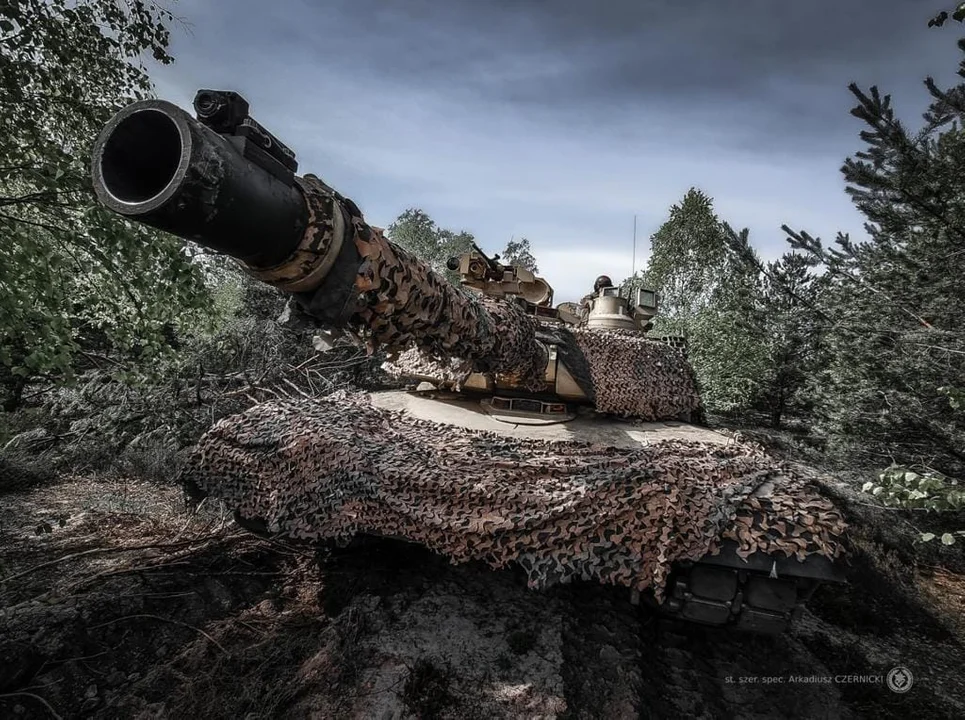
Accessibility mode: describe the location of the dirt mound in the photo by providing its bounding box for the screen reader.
[1,475,963,719]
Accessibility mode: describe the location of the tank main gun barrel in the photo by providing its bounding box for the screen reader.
[91,92,548,383]
[92,97,308,268]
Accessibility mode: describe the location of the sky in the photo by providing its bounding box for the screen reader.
[150,0,963,303]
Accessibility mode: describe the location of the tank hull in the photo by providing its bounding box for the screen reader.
[189,389,846,635]
[369,390,846,633]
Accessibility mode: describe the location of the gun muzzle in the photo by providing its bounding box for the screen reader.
[90,94,550,387]
[91,99,308,267]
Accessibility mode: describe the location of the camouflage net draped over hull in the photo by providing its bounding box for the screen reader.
[350,218,547,387]
[181,395,845,600]
[570,329,701,419]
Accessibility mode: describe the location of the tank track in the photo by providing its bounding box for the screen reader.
[230,511,843,635]
[647,540,845,634]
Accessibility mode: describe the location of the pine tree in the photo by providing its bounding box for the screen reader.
[718,226,825,428]
[780,40,965,473]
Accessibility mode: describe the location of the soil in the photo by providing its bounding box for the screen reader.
[1,473,964,720]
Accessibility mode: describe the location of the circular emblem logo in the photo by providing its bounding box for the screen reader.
[886,666,914,694]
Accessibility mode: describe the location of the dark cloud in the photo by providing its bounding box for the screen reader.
[154,0,965,300]
[232,0,960,150]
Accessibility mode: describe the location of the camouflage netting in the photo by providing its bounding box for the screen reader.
[570,328,700,419]
[348,216,547,388]
[383,346,473,387]
[181,394,846,600]
[241,180,697,420]
[383,325,702,421]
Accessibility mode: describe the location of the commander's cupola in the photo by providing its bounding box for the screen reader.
[586,286,658,333]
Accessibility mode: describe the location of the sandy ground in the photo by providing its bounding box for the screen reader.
[1,474,964,719]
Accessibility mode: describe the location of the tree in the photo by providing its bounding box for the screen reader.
[386,208,475,284]
[718,224,827,428]
[0,0,211,410]
[627,189,769,414]
[639,189,731,322]
[928,3,965,27]
[500,237,539,273]
[778,44,965,474]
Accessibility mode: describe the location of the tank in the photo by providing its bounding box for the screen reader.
[90,90,848,634]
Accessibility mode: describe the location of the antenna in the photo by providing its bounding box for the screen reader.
[632,214,637,276]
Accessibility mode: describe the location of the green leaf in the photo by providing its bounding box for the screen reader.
[0,0,217,398]
[921,533,936,542]
[941,533,956,546]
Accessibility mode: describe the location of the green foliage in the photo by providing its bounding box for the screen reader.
[720,227,825,427]
[627,189,770,414]
[0,0,211,409]
[625,30,965,468]
[386,208,476,284]
[861,467,965,546]
[2,259,385,480]
[929,4,965,27]
[779,46,965,474]
[782,27,965,544]
[939,386,965,411]
[500,237,539,273]
[862,467,964,512]
[754,254,823,424]
[640,188,730,322]
[623,189,827,427]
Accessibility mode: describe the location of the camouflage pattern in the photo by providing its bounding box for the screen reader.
[234,175,550,388]
[180,393,846,601]
[348,209,548,385]
[570,328,701,419]
[384,327,703,421]
[231,176,701,419]
[90,97,849,625]
[652,334,689,355]
[383,346,474,388]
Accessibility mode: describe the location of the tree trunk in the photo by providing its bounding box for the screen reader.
[769,387,785,429]
[1,373,28,413]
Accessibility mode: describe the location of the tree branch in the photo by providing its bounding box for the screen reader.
[0,692,62,720]
[90,613,227,652]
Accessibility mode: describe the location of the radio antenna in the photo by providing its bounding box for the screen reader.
[632,215,637,275]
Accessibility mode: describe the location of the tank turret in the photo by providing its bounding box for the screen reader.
[92,90,701,422]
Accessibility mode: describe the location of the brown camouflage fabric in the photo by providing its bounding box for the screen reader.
[383,346,475,388]
[348,215,547,388]
[180,393,846,600]
[570,328,702,419]
[384,328,703,420]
